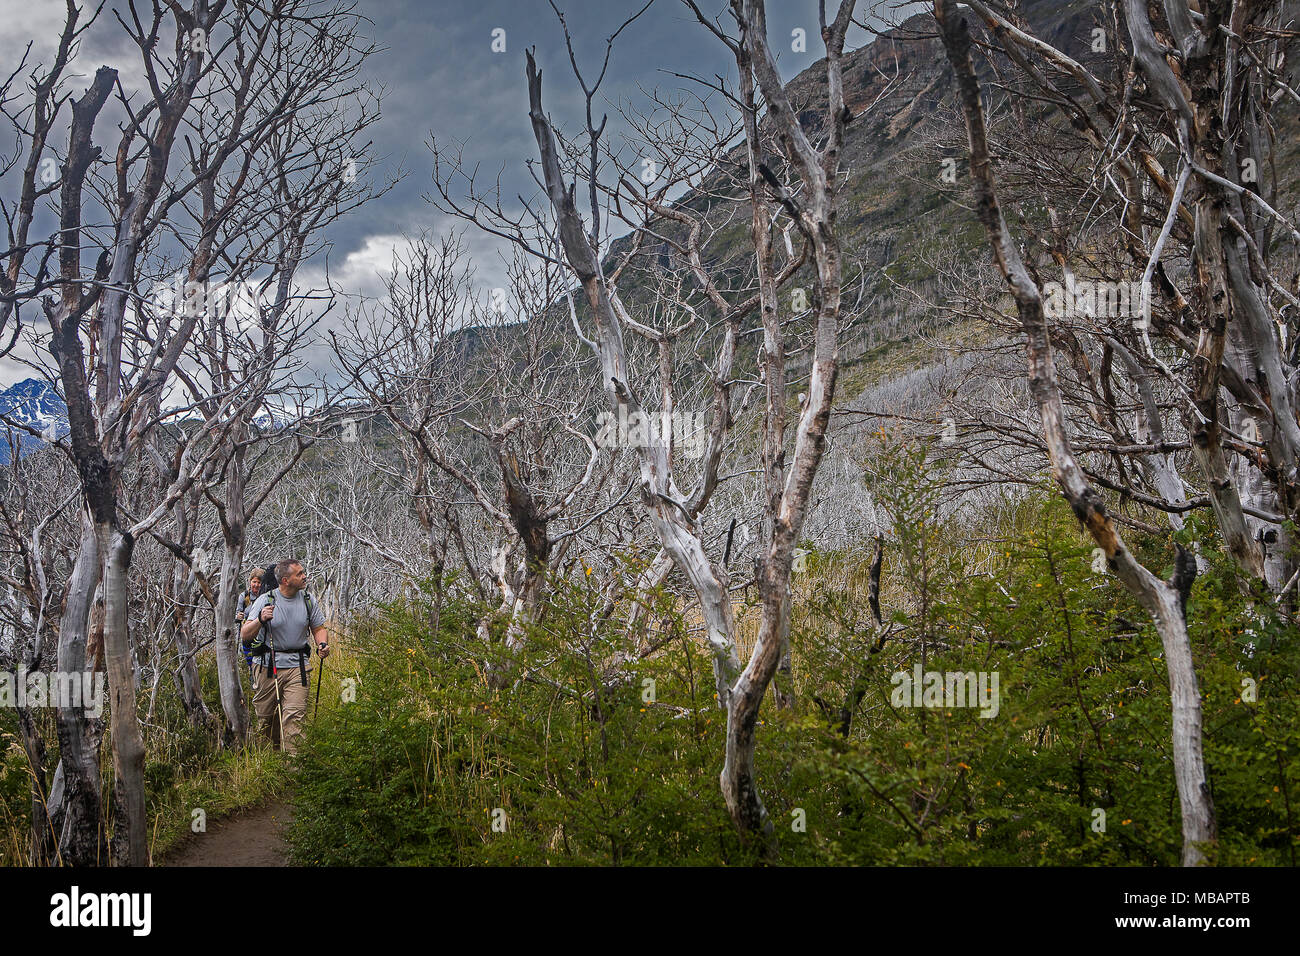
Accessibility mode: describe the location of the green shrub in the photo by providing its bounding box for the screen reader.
[286,446,1298,866]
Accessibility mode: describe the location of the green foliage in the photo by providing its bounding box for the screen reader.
[289,568,774,865]
[1,655,293,865]
[789,445,1300,865]
[0,709,34,865]
[286,472,1300,866]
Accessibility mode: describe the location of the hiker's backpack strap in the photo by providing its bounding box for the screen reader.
[248,590,317,681]
[263,589,276,674]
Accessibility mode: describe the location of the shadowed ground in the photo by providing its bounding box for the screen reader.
[163,800,292,867]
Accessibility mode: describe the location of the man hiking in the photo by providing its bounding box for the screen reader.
[239,558,329,753]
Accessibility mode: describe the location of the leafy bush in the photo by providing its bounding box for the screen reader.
[287,450,1299,866]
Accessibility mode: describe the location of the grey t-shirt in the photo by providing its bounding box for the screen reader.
[246,588,326,670]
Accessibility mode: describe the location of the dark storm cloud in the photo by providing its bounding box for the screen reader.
[319,0,892,291]
[0,0,911,386]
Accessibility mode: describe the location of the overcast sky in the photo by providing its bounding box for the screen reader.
[0,0,913,389]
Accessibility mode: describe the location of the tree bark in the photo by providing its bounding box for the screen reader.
[53,514,106,866]
[99,524,148,866]
[716,0,855,859]
[214,447,250,743]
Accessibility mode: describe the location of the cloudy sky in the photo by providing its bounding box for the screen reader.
[0,0,912,389]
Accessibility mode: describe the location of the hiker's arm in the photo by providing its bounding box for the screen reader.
[241,603,270,643]
[312,624,329,659]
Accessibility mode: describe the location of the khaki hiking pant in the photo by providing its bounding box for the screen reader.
[253,660,311,753]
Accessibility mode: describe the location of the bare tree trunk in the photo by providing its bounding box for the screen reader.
[715,0,856,858]
[99,524,147,866]
[935,0,1216,864]
[168,494,211,725]
[1186,203,1266,579]
[214,450,249,743]
[53,514,105,866]
[8,585,59,864]
[15,704,56,865]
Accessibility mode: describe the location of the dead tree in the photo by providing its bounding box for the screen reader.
[934,0,1216,866]
[935,0,1299,597]
[502,0,861,856]
[5,0,380,865]
[510,5,801,712]
[334,235,611,680]
[0,447,79,864]
[697,0,859,857]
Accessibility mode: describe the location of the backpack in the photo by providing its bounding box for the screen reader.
[240,564,281,657]
[261,563,280,593]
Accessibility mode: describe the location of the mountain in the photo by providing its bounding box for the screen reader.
[584,1,1085,401]
[419,1,1156,477]
[0,378,69,464]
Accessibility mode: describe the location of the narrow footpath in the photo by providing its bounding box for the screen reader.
[164,800,293,867]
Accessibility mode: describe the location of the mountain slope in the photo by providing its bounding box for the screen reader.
[0,378,69,464]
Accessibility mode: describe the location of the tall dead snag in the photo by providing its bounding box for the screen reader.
[524,46,743,706]
[934,0,1216,866]
[44,61,116,869]
[518,0,854,856]
[947,0,1297,593]
[1122,0,1270,584]
[710,0,858,858]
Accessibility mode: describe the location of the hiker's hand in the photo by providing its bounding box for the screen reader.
[259,605,273,623]
[316,642,330,660]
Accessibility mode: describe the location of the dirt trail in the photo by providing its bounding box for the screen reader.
[163,800,293,867]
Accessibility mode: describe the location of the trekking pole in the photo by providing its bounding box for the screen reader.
[314,656,325,718]
[247,653,259,743]
[265,599,285,750]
